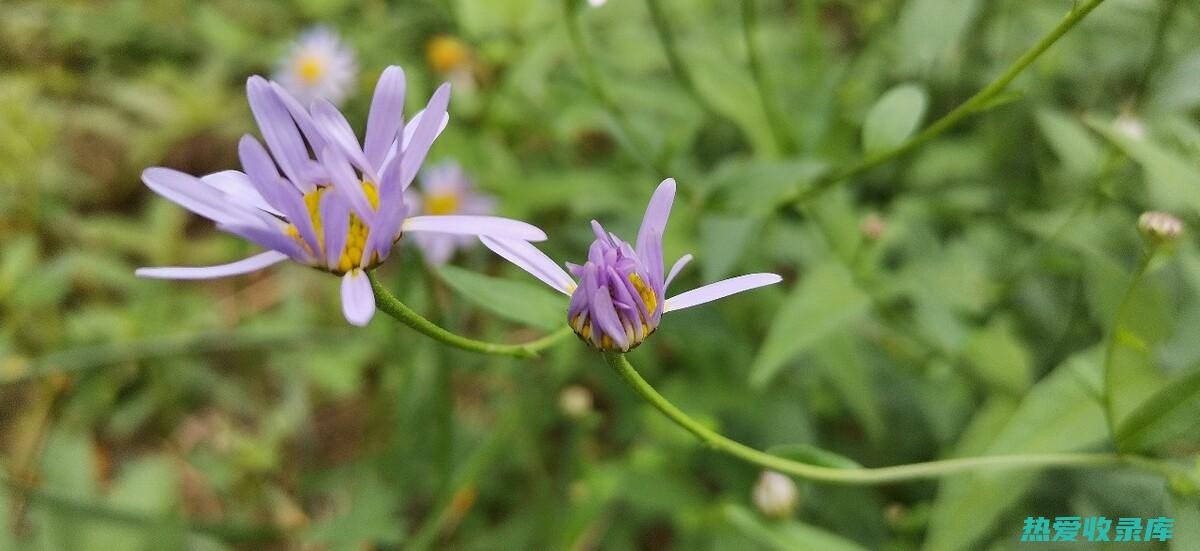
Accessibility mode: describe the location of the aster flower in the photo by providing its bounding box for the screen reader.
[408,161,497,265]
[481,178,781,351]
[274,26,357,107]
[137,67,547,326]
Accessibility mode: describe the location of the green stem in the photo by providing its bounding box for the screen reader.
[2,475,279,544]
[1101,249,1155,441]
[604,351,1178,485]
[742,0,798,155]
[562,0,669,174]
[643,0,722,119]
[791,0,1109,204]
[369,272,572,359]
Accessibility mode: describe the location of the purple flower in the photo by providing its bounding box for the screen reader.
[482,178,781,351]
[274,26,358,107]
[408,161,497,265]
[137,67,547,326]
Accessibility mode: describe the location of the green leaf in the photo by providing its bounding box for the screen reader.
[924,349,1109,551]
[749,262,871,388]
[766,444,863,470]
[962,318,1033,395]
[437,265,568,331]
[1035,109,1104,177]
[1171,492,1200,551]
[699,215,757,282]
[895,0,981,74]
[1085,115,1200,215]
[862,84,928,155]
[812,332,885,443]
[722,504,869,551]
[1116,366,1200,452]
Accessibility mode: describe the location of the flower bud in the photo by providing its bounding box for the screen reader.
[559,384,594,418]
[861,214,885,241]
[1138,211,1183,244]
[752,471,798,519]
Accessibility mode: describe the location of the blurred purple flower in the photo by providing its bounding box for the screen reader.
[274,26,357,107]
[482,178,781,351]
[137,67,546,326]
[408,162,497,265]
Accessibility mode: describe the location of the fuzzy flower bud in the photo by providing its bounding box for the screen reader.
[861,213,885,241]
[752,471,798,519]
[1138,211,1183,244]
[559,385,594,418]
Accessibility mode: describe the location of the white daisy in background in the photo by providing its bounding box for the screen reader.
[409,161,497,265]
[274,26,358,107]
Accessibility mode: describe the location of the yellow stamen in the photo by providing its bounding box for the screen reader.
[286,182,383,273]
[297,55,324,84]
[425,192,460,215]
[426,35,470,74]
[628,273,657,316]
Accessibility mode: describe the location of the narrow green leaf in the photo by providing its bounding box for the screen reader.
[699,215,757,281]
[962,318,1033,395]
[1035,109,1104,176]
[749,262,871,388]
[1085,115,1200,215]
[766,444,863,470]
[437,265,568,331]
[723,504,868,551]
[862,84,928,155]
[1171,492,1200,551]
[924,349,1109,551]
[1116,367,1200,452]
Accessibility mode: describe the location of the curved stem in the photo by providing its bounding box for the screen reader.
[604,352,1179,485]
[790,0,1109,204]
[563,0,669,175]
[742,0,798,155]
[369,272,572,359]
[1101,249,1155,440]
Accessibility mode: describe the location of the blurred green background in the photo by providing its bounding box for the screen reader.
[2,0,1200,549]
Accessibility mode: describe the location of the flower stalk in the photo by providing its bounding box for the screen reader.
[369,271,572,358]
[788,0,1110,205]
[603,351,1183,485]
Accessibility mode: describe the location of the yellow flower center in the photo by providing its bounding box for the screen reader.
[426,35,470,74]
[286,182,382,273]
[425,192,460,215]
[297,55,325,84]
[628,273,657,317]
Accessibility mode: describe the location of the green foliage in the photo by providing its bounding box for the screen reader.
[1,0,1198,548]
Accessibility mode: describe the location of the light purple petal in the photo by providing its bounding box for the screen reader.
[142,167,263,227]
[341,270,376,326]
[665,254,693,289]
[269,80,329,160]
[311,98,375,181]
[363,66,406,168]
[479,236,575,295]
[414,233,456,266]
[200,170,282,216]
[135,251,289,280]
[638,176,676,280]
[590,287,629,350]
[403,215,546,241]
[397,83,452,190]
[663,273,782,313]
[319,145,377,224]
[238,136,320,254]
[216,222,308,262]
[400,109,450,150]
[246,76,315,192]
[320,192,350,268]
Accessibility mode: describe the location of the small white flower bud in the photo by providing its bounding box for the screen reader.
[559,385,594,418]
[752,471,798,518]
[1114,112,1146,141]
[1138,211,1183,243]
